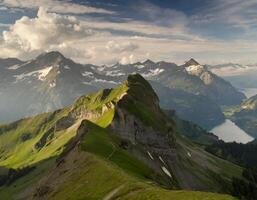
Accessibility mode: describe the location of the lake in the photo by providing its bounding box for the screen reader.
[211,119,254,144]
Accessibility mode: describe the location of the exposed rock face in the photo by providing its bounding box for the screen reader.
[110,107,174,155]
[184,58,200,67]
[55,116,75,132]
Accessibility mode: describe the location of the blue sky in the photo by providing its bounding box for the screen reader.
[0,0,257,65]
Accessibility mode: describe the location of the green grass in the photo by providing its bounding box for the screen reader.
[0,108,75,168]
[38,122,237,200]
[80,120,153,180]
[72,82,128,112]
[0,120,238,200]
[0,79,128,168]
[40,149,237,200]
[0,158,55,200]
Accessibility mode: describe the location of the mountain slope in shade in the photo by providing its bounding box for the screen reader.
[165,110,219,145]
[226,94,257,138]
[0,51,117,123]
[0,74,241,199]
[151,81,225,129]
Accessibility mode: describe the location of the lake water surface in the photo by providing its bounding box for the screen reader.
[211,119,254,144]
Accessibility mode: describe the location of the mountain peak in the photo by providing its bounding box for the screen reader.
[126,73,159,105]
[127,73,153,89]
[143,59,155,65]
[36,51,65,62]
[0,57,23,68]
[184,58,200,66]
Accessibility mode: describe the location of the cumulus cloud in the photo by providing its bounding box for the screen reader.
[1,0,113,14]
[105,41,138,53]
[119,54,136,65]
[0,7,97,58]
[0,7,145,64]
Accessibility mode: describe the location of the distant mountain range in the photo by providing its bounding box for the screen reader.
[0,52,245,129]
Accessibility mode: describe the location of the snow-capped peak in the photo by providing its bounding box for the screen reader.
[185,64,204,73]
[184,58,199,67]
[14,66,53,82]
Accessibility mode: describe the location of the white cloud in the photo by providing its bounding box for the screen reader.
[1,0,113,14]
[119,54,136,65]
[191,0,257,33]
[210,63,257,76]
[1,6,257,65]
[106,41,138,53]
[0,7,97,58]
[137,1,188,28]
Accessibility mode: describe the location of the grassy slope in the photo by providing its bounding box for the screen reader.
[32,120,236,200]
[174,133,242,192]
[0,158,55,199]
[0,81,128,168]
[49,154,236,200]
[0,109,74,168]
[0,120,236,200]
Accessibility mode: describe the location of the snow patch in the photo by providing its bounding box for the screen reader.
[8,64,20,70]
[50,81,56,88]
[14,66,53,82]
[185,65,204,72]
[106,70,125,77]
[97,66,106,71]
[94,78,117,84]
[147,151,154,160]
[187,152,191,157]
[82,71,93,77]
[135,64,145,69]
[64,65,70,70]
[142,68,164,77]
[159,156,165,165]
[161,166,172,178]
[82,81,92,85]
[38,66,53,81]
